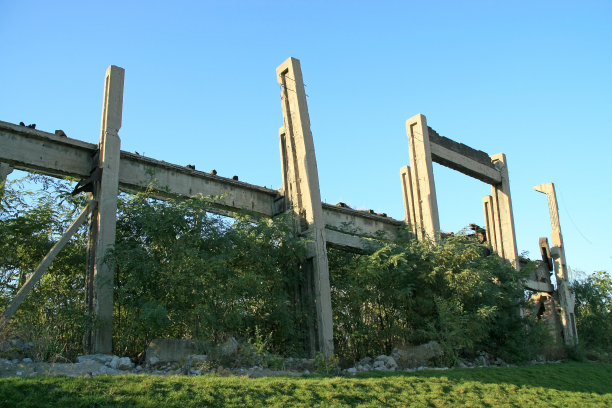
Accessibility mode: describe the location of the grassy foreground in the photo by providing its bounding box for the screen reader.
[0,362,610,407]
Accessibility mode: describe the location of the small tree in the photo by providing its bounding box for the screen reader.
[572,271,612,351]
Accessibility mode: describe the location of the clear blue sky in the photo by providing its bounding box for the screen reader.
[1,0,610,276]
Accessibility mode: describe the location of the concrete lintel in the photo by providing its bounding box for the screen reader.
[430,140,502,184]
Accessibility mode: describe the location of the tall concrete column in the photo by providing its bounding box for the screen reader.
[406,114,440,242]
[277,57,333,357]
[490,153,518,267]
[534,182,578,345]
[400,165,417,236]
[87,65,125,354]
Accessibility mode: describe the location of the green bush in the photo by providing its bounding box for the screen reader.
[1,174,549,364]
[329,231,537,365]
[572,271,612,352]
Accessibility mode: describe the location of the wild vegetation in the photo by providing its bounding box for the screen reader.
[0,174,610,365]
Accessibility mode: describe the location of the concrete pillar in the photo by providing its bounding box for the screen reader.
[400,165,417,236]
[406,114,440,241]
[534,182,578,345]
[277,57,334,357]
[490,153,518,267]
[0,163,13,201]
[86,65,124,354]
[0,163,12,183]
[482,195,497,252]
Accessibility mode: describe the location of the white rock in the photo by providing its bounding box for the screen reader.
[16,371,22,376]
[99,366,119,375]
[117,357,134,370]
[385,356,398,369]
[77,354,114,364]
[374,366,387,371]
[373,360,385,368]
[303,369,310,375]
[347,367,357,375]
[109,356,121,369]
[22,358,33,363]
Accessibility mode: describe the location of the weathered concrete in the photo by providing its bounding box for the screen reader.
[428,127,502,184]
[146,339,197,366]
[482,195,497,252]
[0,121,280,218]
[277,57,333,356]
[400,165,418,235]
[322,203,402,240]
[405,114,440,241]
[0,163,12,201]
[534,182,578,345]
[0,121,96,178]
[0,163,12,184]
[90,66,125,354]
[490,154,519,267]
[528,292,565,359]
[402,115,517,268]
[119,152,281,217]
[0,120,407,256]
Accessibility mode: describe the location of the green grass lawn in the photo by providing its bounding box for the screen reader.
[0,362,610,407]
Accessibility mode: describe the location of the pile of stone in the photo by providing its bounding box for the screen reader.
[0,338,34,359]
[0,337,561,378]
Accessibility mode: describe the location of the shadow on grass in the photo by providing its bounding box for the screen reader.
[353,361,612,395]
[0,362,610,407]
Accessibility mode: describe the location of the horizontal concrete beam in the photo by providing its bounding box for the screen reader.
[322,203,403,240]
[118,152,280,217]
[0,120,95,178]
[0,120,403,247]
[0,120,279,217]
[428,127,502,185]
[324,229,378,252]
[524,279,554,293]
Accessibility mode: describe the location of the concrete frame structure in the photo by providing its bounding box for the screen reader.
[2,58,572,356]
[401,114,519,267]
[0,60,399,355]
[534,182,578,346]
